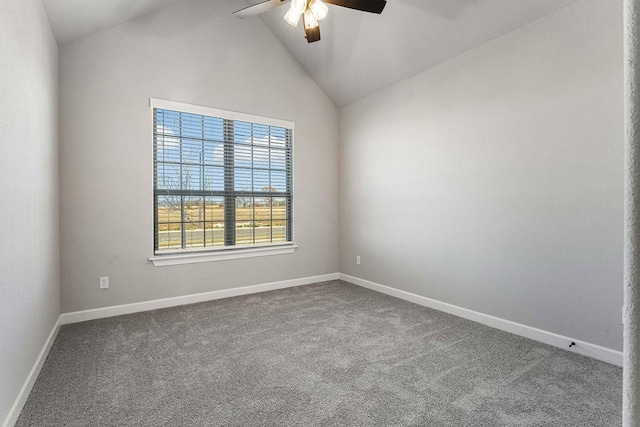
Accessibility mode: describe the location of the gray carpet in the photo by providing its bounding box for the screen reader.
[17,280,621,426]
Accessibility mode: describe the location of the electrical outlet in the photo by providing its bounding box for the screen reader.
[99,276,109,290]
[356,256,361,265]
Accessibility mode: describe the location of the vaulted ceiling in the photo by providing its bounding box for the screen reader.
[42,0,185,45]
[42,0,580,107]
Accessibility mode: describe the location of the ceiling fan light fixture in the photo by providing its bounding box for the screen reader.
[309,0,328,20]
[303,9,319,29]
[291,0,307,14]
[284,6,302,27]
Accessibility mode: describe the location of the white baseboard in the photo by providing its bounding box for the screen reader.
[339,273,623,367]
[2,317,61,427]
[60,273,340,325]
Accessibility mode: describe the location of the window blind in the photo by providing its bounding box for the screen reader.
[153,107,293,253]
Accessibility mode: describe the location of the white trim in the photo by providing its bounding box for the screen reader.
[149,244,298,266]
[149,98,295,129]
[339,273,623,367]
[2,317,61,427]
[60,273,339,325]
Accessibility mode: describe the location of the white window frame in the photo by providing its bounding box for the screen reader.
[148,98,297,267]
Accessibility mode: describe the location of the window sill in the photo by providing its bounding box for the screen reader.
[149,244,298,267]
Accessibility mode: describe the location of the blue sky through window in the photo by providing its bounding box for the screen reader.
[155,109,289,195]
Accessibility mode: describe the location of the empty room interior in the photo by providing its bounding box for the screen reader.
[3,0,640,425]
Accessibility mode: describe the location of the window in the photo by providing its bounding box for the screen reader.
[152,99,293,258]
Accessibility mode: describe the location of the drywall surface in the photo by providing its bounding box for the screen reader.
[59,0,339,312]
[340,0,624,351]
[0,0,60,422]
[623,0,640,422]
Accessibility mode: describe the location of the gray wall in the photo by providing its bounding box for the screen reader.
[0,0,60,422]
[59,0,339,312]
[339,0,624,350]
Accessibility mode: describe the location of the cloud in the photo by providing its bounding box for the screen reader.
[155,124,180,150]
[157,129,286,172]
[209,135,286,168]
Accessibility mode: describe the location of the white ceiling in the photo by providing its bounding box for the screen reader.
[42,0,580,107]
[258,0,580,106]
[42,0,184,45]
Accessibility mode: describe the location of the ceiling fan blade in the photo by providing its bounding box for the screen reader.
[322,0,386,14]
[233,0,288,19]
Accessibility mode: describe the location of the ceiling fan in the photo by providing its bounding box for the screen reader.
[233,0,387,43]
